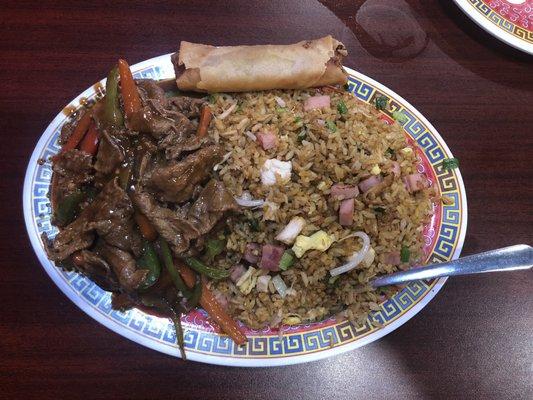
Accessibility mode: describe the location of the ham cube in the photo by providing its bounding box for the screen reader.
[358,175,383,193]
[256,131,278,150]
[304,95,331,111]
[260,244,285,271]
[330,183,359,200]
[339,198,354,226]
[403,173,429,193]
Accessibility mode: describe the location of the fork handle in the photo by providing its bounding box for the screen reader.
[371,244,533,288]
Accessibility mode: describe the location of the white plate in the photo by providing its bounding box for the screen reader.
[23,54,467,366]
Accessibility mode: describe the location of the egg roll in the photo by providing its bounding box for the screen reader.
[172,36,348,93]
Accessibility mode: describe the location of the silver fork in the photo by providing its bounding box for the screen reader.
[371,244,532,288]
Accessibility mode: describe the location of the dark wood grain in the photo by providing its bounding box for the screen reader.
[1,1,532,399]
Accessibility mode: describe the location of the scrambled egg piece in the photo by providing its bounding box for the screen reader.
[292,230,335,258]
[371,165,381,175]
[260,159,292,186]
[236,266,258,295]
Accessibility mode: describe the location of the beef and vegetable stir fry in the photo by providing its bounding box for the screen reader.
[44,60,247,356]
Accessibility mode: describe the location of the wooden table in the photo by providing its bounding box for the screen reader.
[1,1,531,398]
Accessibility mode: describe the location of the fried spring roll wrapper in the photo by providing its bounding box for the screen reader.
[172,36,348,93]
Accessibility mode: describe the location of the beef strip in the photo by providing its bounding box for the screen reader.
[167,96,205,118]
[94,129,125,175]
[43,217,94,262]
[144,103,203,159]
[133,191,198,254]
[146,145,223,203]
[97,242,147,292]
[51,149,93,209]
[137,79,169,108]
[132,106,176,137]
[133,180,238,255]
[137,79,207,159]
[46,176,143,262]
[133,136,157,184]
[158,123,204,159]
[133,80,193,140]
[88,178,142,257]
[75,250,120,292]
[186,179,239,236]
[138,79,205,118]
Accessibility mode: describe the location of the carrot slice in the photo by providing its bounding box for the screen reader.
[62,110,92,152]
[117,59,142,121]
[79,122,100,156]
[196,105,212,139]
[134,211,158,241]
[178,262,247,346]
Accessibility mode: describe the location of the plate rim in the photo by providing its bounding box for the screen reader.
[452,0,533,55]
[22,55,468,366]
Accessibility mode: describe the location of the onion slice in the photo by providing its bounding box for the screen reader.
[218,102,237,120]
[275,216,306,244]
[234,191,265,208]
[329,231,370,277]
[213,151,232,171]
[244,131,257,141]
[274,96,286,107]
[271,274,288,298]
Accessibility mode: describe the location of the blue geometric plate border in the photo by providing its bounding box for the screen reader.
[23,56,467,366]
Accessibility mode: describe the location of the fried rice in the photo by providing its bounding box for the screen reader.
[207,89,437,329]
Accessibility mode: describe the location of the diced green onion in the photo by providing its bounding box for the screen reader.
[205,238,225,261]
[208,94,218,104]
[385,147,395,157]
[337,101,348,114]
[375,95,388,111]
[276,107,286,113]
[294,116,302,123]
[328,275,340,286]
[400,245,410,263]
[392,110,408,124]
[248,218,260,232]
[279,250,296,271]
[373,206,386,214]
[297,129,307,143]
[442,157,460,170]
[326,121,337,132]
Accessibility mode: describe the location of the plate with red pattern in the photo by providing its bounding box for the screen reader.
[453,0,533,54]
[23,55,467,366]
